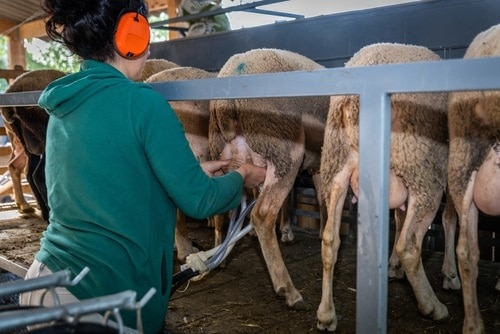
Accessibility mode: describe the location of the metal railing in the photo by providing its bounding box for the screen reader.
[0,268,156,333]
[1,57,499,333]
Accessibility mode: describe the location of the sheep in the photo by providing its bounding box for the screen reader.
[0,125,31,215]
[209,48,330,309]
[447,23,500,334]
[1,69,66,221]
[316,43,451,332]
[145,66,217,261]
[140,58,179,82]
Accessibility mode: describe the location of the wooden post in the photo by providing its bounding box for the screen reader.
[167,0,183,40]
[7,32,26,70]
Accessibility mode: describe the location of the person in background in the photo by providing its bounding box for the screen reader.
[19,0,266,333]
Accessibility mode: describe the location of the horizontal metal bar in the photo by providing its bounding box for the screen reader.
[0,91,41,107]
[0,269,73,298]
[1,57,499,107]
[149,57,500,100]
[245,8,304,19]
[0,290,138,332]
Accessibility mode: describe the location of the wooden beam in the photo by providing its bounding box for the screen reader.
[0,18,16,35]
[1,16,46,40]
[18,19,47,40]
[147,0,170,13]
[0,255,27,278]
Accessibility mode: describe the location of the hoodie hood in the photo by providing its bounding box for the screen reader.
[38,60,127,118]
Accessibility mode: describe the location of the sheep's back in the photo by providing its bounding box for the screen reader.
[3,69,66,124]
[218,48,324,76]
[5,69,66,94]
[464,23,500,58]
[2,69,66,155]
[217,48,329,121]
[140,58,180,82]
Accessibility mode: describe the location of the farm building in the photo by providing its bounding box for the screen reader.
[0,0,499,333]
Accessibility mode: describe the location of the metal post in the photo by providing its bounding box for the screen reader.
[356,90,391,333]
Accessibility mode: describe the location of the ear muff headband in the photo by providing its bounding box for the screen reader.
[114,10,151,59]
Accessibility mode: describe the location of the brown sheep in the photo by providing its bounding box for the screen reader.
[1,69,66,221]
[140,58,179,82]
[316,43,450,331]
[448,23,500,334]
[209,48,330,309]
[146,66,217,261]
[0,125,31,214]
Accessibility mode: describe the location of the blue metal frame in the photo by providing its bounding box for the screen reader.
[1,57,499,332]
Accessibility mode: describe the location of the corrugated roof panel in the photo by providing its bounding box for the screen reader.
[0,0,44,24]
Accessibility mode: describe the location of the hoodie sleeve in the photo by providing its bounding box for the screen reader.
[131,85,243,219]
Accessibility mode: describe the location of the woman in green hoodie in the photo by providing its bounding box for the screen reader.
[19,0,266,333]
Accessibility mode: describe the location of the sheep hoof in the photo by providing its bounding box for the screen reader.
[19,206,36,214]
[428,303,449,322]
[280,228,295,243]
[290,299,310,311]
[388,266,405,279]
[317,318,337,332]
[442,275,461,290]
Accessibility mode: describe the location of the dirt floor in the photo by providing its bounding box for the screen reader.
[1,213,499,334]
[165,221,500,334]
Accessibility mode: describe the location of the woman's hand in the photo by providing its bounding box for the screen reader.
[201,160,267,188]
[200,160,232,176]
[236,163,267,188]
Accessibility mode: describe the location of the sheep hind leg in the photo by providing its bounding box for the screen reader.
[396,191,449,321]
[457,172,484,334]
[27,154,49,221]
[388,208,406,279]
[278,192,294,243]
[252,175,305,310]
[441,191,461,290]
[316,171,350,332]
[311,172,326,240]
[8,150,35,215]
[175,210,197,262]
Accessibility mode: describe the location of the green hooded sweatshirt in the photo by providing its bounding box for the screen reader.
[36,60,243,333]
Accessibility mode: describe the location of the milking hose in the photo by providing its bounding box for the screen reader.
[170,199,256,297]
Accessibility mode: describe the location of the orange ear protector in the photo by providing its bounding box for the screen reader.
[114,2,151,59]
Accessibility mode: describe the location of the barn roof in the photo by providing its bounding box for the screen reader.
[1,1,419,40]
[0,0,171,39]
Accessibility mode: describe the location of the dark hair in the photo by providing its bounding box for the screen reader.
[41,0,149,62]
